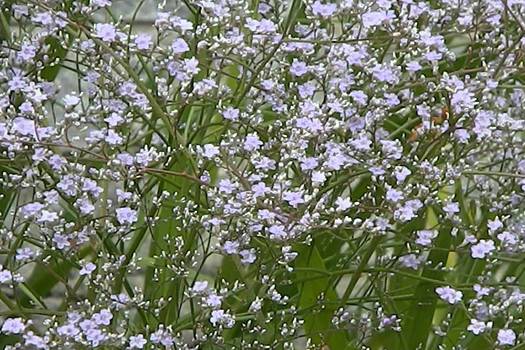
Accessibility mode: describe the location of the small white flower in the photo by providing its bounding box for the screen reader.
[210,309,235,328]
[190,281,209,295]
[335,197,352,212]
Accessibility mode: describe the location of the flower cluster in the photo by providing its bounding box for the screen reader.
[1,0,525,348]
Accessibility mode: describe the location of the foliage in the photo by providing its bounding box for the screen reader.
[1,0,525,349]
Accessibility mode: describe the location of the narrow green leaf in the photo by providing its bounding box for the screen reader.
[401,206,451,350]
[295,244,348,349]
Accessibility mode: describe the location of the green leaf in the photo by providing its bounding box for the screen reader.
[400,206,451,350]
[295,243,348,349]
[41,36,69,82]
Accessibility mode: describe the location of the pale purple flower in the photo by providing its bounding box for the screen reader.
[436,286,463,304]
[498,329,516,346]
[399,254,422,270]
[218,179,236,194]
[135,33,152,50]
[311,171,326,184]
[498,231,517,246]
[202,144,220,159]
[92,309,112,326]
[362,11,392,28]
[95,23,117,42]
[79,262,97,276]
[290,60,308,76]
[38,210,58,223]
[223,240,239,254]
[283,191,305,207]
[86,328,106,347]
[473,284,491,298]
[222,107,239,121]
[1,318,25,334]
[92,0,112,7]
[471,240,495,259]
[116,207,138,225]
[394,166,411,183]
[203,293,222,309]
[269,225,287,240]
[18,43,36,61]
[406,61,422,72]
[12,117,36,137]
[335,197,352,212]
[16,247,35,261]
[190,281,209,295]
[443,202,460,216]
[252,182,269,198]
[240,249,256,264]
[210,309,235,328]
[63,94,80,108]
[386,188,404,203]
[57,323,80,337]
[416,230,438,247]
[451,89,476,112]
[172,38,190,54]
[311,1,337,17]
[129,334,147,349]
[21,202,44,217]
[23,331,48,349]
[243,133,262,151]
[467,319,491,335]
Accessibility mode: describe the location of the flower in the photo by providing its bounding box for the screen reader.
[311,1,337,17]
[335,197,352,212]
[202,144,220,158]
[416,230,438,247]
[362,11,392,28]
[135,33,152,50]
[1,318,25,334]
[63,94,80,108]
[171,38,189,54]
[467,319,491,335]
[222,107,239,121]
[116,207,138,225]
[94,23,117,42]
[210,310,235,328]
[471,240,495,259]
[79,262,97,276]
[290,60,308,76]
[436,286,462,304]
[498,329,516,346]
[243,133,263,151]
[129,334,147,349]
